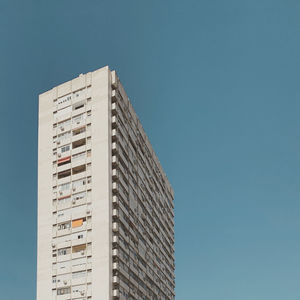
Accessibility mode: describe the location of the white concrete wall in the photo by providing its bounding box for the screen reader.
[91,66,112,300]
[37,67,112,300]
[37,89,56,300]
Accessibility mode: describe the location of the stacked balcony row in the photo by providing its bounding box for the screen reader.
[110,85,175,300]
[52,88,93,300]
[52,281,92,300]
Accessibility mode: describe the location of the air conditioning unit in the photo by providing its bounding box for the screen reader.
[73,187,76,191]
[76,121,80,124]
[59,191,63,195]
[72,199,76,204]
[57,141,60,145]
[63,280,67,285]
[86,209,91,215]
[81,250,85,255]
[80,291,85,296]
[58,153,61,157]
[52,243,56,248]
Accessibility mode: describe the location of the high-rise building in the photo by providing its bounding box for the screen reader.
[37,66,175,300]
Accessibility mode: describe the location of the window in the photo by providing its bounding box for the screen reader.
[72,165,86,175]
[58,222,71,230]
[57,287,71,295]
[72,152,85,162]
[57,131,71,142]
[58,182,70,192]
[73,100,85,110]
[72,244,86,253]
[72,192,85,202]
[72,285,85,294]
[58,119,71,128]
[72,271,86,279]
[73,113,86,124]
[72,257,86,267]
[58,196,71,205]
[58,94,72,105]
[72,138,86,149]
[73,126,86,136]
[58,156,71,166]
[56,106,72,118]
[72,178,86,189]
[59,144,70,153]
[73,88,86,99]
[58,247,71,256]
[58,169,71,179]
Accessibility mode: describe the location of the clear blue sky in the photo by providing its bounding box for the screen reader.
[1,0,300,299]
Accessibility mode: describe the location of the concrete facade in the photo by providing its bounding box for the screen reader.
[37,66,175,300]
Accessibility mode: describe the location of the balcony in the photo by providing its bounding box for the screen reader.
[56,293,71,300]
[71,185,86,195]
[58,169,71,180]
[72,118,86,129]
[57,266,71,275]
[71,251,86,260]
[56,278,71,289]
[72,144,87,155]
[57,175,71,186]
[72,105,86,118]
[112,115,117,128]
[112,182,127,201]
[112,222,119,233]
[56,228,71,237]
[111,102,117,115]
[72,263,89,273]
[72,289,86,299]
[57,254,71,263]
[57,161,71,173]
[72,276,89,286]
[55,137,71,149]
[57,124,71,135]
[56,201,71,211]
[72,138,86,150]
[55,111,72,123]
[112,235,119,244]
[113,276,119,285]
[112,209,118,218]
[57,213,72,224]
[112,195,118,205]
[72,132,86,143]
[113,289,120,298]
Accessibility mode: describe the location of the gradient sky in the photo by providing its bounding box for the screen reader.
[1,0,300,299]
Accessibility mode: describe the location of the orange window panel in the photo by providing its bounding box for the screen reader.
[72,219,83,228]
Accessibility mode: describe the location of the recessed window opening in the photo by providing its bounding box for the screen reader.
[72,165,86,175]
[73,127,86,136]
[72,138,86,149]
[73,101,85,110]
[58,169,71,179]
[58,160,70,167]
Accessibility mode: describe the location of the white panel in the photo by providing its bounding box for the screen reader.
[57,106,72,117]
